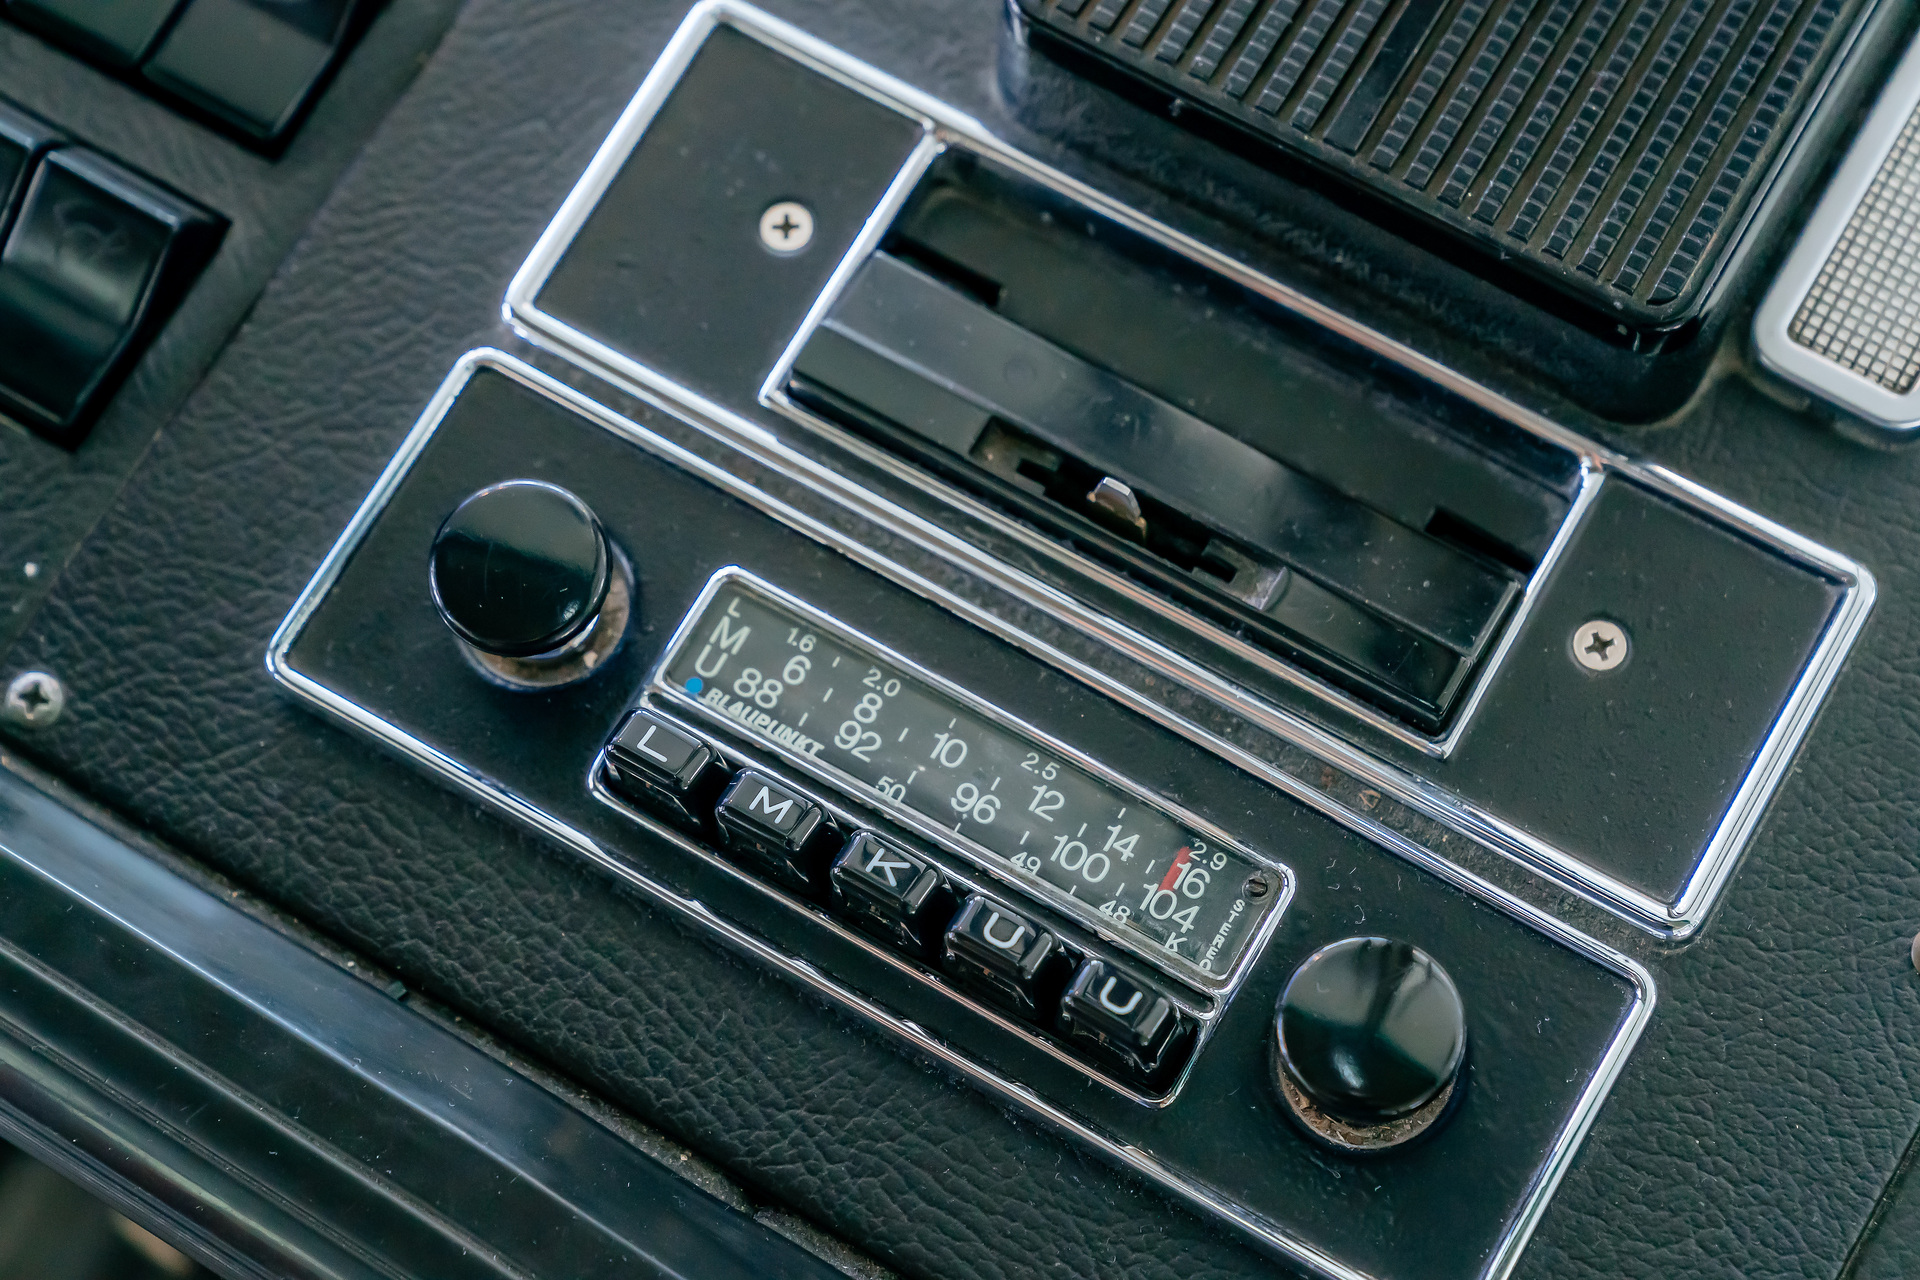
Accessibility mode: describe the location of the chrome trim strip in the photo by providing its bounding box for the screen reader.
[1756,36,1920,438]
[269,348,1656,1280]
[499,1,1873,939]
[646,566,1293,995]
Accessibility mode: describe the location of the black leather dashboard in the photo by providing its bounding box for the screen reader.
[5,2,1920,1278]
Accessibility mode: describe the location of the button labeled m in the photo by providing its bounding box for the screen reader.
[748,786,794,827]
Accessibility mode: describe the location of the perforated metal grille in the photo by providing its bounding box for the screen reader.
[1020,0,1867,328]
[1788,101,1920,393]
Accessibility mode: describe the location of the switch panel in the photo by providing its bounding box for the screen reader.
[0,147,222,445]
[597,695,1204,1093]
[2,0,371,146]
[144,0,376,141]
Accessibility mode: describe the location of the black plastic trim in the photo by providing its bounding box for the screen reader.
[0,763,849,1280]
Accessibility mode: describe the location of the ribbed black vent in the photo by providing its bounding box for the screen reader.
[1020,0,1864,330]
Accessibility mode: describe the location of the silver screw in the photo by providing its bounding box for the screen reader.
[758,201,814,254]
[1571,620,1629,672]
[3,671,65,728]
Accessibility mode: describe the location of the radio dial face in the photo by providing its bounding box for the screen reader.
[654,577,1284,988]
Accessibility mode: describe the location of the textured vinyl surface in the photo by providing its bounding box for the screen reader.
[0,0,463,652]
[0,1,1919,1279]
[1021,0,1871,328]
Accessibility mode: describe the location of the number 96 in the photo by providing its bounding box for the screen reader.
[950,783,1000,824]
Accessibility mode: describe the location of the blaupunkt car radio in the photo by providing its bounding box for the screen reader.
[267,6,1874,1280]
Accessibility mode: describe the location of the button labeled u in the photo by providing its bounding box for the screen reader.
[1097,977,1143,1016]
[982,911,1027,951]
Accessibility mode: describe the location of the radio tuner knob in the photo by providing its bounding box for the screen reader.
[1272,937,1466,1153]
[429,480,630,687]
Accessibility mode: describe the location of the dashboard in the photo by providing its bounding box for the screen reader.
[1,2,1918,1278]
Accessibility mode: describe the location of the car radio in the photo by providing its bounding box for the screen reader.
[264,5,1875,1279]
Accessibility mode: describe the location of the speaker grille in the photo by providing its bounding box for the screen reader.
[1020,0,1867,331]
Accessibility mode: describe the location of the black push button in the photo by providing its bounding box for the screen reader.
[1276,937,1466,1128]
[9,0,185,67]
[830,833,945,954]
[144,0,367,141]
[941,894,1062,1020]
[713,771,835,893]
[602,710,723,831]
[1058,959,1182,1081]
[0,148,222,444]
[429,481,611,660]
[0,103,60,240]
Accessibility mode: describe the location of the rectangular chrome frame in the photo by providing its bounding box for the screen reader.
[647,566,1292,997]
[269,348,1655,1280]
[499,2,1874,942]
[1756,36,1920,439]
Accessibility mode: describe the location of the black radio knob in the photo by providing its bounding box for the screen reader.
[429,480,611,660]
[1274,937,1465,1149]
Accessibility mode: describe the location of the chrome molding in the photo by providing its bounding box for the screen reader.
[500,1,1874,940]
[1756,36,1920,439]
[270,349,1656,1280]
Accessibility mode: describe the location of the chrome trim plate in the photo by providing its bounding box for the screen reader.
[500,1,1873,941]
[271,349,1656,1280]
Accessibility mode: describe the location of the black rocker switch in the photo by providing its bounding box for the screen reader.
[1058,958,1183,1082]
[713,770,837,893]
[0,103,61,239]
[602,710,725,833]
[10,0,185,67]
[144,0,370,141]
[830,832,947,954]
[0,148,222,445]
[941,893,1063,1020]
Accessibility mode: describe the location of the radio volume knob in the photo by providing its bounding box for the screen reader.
[1273,937,1466,1151]
[430,480,613,662]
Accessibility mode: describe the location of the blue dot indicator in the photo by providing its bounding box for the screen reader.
[685,677,704,694]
